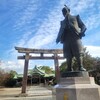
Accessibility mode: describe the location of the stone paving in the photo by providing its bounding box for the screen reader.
[0,85,53,100]
[27,85,52,96]
[1,96,52,100]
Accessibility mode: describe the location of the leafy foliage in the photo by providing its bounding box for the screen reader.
[38,66,55,74]
[59,61,67,72]
[0,69,17,87]
[0,69,5,86]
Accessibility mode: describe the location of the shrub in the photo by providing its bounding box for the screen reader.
[4,78,16,87]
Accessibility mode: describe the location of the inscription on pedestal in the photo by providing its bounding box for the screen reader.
[61,71,89,77]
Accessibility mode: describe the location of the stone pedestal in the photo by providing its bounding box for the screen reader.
[53,71,100,100]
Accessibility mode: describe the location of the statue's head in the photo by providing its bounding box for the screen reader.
[62,5,70,17]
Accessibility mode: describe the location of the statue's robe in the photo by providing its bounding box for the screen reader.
[56,15,86,58]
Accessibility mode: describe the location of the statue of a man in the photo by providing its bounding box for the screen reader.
[56,5,87,71]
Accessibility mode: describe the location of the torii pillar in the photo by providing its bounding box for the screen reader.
[22,53,29,93]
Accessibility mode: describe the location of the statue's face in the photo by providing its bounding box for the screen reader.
[62,8,69,17]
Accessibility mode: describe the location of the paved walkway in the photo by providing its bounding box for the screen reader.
[27,85,52,96]
[0,85,53,100]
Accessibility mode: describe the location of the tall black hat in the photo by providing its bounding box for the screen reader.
[62,5,70,13]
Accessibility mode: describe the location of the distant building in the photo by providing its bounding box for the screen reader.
[14,66,55,85]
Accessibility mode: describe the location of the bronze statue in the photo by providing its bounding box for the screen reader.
[56,5,87,71]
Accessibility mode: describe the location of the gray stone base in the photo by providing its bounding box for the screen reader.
[53,74,100,100]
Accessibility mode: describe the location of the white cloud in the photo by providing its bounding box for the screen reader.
[13,0,40,29]
[85,45,100,57]
[15,31,32,47]
[83,31,100,46]
[68,0,95,14]
[85,14,100,31]
[0,60,24,73]
[14,1,63,49]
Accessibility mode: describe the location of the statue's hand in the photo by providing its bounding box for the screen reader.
[79,34,82,39]
[79,32,85,39]
[56,39,59,44]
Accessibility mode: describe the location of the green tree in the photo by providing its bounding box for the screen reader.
[39,66,55,74]
[4,70,17,87]
[59,61,67,72]
[0,69,5,85]
[89,57,100,85]
[9,70,18,78]
[0,69,17,87]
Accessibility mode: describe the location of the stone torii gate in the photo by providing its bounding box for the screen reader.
[15,47,64,93]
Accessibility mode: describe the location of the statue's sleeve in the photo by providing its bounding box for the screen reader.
[56,21,66,43]
[77,15,87,37]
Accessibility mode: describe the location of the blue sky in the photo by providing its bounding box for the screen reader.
[0,0,100,73]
